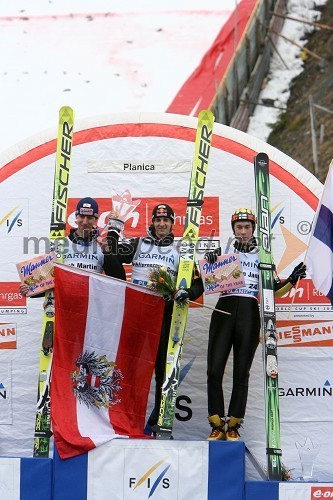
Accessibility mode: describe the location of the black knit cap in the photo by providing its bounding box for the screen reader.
[75,197,99,218]
[151,204,174,223]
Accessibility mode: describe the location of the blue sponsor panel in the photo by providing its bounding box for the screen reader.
[20,458,52,500]
[245,480,279,500]
[208,441,245,500]
[53,446,87,500]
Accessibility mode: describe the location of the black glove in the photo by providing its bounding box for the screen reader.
[174,288,190,304]
[205,250,218,264]
[289,262,306,285]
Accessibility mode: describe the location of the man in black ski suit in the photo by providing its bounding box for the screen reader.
[107,203,204,433]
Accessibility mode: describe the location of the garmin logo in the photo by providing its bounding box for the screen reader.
[123,163,155,171]
[279,385,333,397]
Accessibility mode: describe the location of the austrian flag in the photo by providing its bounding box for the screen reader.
[51,264,165,459]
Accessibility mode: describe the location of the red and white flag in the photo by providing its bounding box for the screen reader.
[51,264,165,459]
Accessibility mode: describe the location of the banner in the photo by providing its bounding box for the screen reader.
[51,264,165,458]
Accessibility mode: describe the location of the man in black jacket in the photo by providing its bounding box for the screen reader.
[107,203,204,432]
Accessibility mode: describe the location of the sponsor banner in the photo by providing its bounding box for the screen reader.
[66,196,219,239]
[276,279,333,320]
[0,283,26,314]
[87,440,208,500]
[0,308,26,316]
[0,199,28,237]
[0,283,25,307]
[279,483,333,500]
[0,323,17,349]
[277,320,333,347]
[0,362,12,424]
[88,159,193,173]
[275,280,328,305]
[278,353,333,422]
[196,238,220,252]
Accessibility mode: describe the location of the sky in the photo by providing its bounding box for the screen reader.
[0,0,327,152]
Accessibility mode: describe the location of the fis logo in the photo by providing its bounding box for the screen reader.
[0,204,25,235]
[129,456,171,497]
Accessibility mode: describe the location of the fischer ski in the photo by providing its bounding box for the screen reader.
[254,152,282,480]
[33,106,74,457]
[156,110,215,439]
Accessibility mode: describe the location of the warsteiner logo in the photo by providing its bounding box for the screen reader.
[71,351,123,408]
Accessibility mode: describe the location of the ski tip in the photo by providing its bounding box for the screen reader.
[197,109,215,123]
[255,152,269,162]
[59,106,75,121]
[59,105,74,112]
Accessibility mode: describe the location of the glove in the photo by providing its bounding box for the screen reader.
[289,262,306,285]
[173,288,190,304]
[205,251,218,264]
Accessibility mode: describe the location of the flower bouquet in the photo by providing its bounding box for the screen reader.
[281,463,294,481]
[147,266,176,300]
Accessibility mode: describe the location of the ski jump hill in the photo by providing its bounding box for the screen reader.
[0,4,332,500]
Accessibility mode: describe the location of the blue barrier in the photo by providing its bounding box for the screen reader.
[245,480,279,500]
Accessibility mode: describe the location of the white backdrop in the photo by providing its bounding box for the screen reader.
[0,111,332,480]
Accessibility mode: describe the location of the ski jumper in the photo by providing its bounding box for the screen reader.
[111,230,203,427]
[66,229,126,280]
[207,244,260,419]
[206,237,298,420]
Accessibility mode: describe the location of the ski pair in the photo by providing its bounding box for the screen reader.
[156,110,215,439]
[254,152,282,481]
[33,106,75,457]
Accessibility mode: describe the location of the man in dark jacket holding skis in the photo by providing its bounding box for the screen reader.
[19,197,126,300]
[205,208,306,442]
[106,203,204,433]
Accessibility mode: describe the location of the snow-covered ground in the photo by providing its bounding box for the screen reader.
[0,0,232,152]
[0,0,327,152]
[247,0,327,141]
